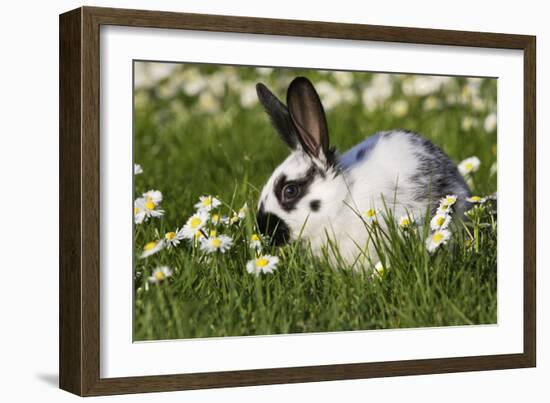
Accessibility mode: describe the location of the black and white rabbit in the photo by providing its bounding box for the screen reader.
[255,76,470,265]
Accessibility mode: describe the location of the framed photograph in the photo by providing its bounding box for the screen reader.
[59,6,536,396]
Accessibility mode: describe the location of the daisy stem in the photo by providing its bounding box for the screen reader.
[474,223,480,253]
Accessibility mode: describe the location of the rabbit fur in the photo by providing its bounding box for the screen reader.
[255,76,470,267]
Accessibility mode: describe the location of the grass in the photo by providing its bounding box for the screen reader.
[133,62,498,341]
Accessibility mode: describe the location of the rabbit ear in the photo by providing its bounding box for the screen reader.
[256,83,298,149]
[286,77,330,160]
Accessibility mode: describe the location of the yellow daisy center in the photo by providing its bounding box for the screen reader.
[436,216,446,226]
[212,214,219,222]
[251,234,260,241]
[256,258,269,267]
[134,207,139,215]
[365,209,376,218]
[154,271,165,281]
[195,231,204,239]
[445,197,456,204]
[145,199,155,210]
[469,196,482,202]
[432,233,444,243]
[209,230,217,237]
[190,217,202,229]
[400,218,410,227]
[165,232,176,241]
[465,162,473,171]
[210,238,222,248]
[202,198,212,206]
[144,241,157,251]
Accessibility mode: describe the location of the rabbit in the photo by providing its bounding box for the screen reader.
[255,76,470,267]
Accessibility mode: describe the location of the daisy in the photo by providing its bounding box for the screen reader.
[134,163,143,175]
[391,100,409,118]
[134,196,164,224]
[436,203,453,215]
[237,203,249,219]
[458,156,481,176]
[374,261,389,277]
[249,233,263,250]
[467,195,486,204]
[140,240,165,258]
[148,266,172,284]
[362,208,377,223]
[194,195,221,212]
[246,255,279,275]
[398,215,412,229]
[440,194,457,208]
[200,231,233,254]
[426,229,451,253]
[178,211,209,240]
[164,230,183,248]
[430,212,451,231]
[143,190,163,206]
[229,214,241,225]
[210,213,229,225]
[484,112,497,132]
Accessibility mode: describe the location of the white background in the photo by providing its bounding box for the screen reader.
[0,0,546,402]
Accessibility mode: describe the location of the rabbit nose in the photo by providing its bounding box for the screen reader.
[256,210,290,246]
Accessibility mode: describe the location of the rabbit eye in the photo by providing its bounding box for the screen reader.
[282,183,300,200]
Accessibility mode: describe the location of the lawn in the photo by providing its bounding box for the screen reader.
[133,62,498,341]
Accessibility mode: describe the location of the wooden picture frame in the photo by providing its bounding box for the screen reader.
[59,6,536,396]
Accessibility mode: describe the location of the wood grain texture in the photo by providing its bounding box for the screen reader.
[59,6,537,396]
[59,8,83,396]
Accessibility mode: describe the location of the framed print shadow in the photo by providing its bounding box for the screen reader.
[59,6,536,396]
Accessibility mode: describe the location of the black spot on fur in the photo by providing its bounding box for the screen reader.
[400,130,470,214]
[310,199,321,212]
[256,209,290,246]
[274,166,317,212]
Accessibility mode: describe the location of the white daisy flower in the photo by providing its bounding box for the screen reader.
[461,116,476,131]
[194,195,221,212]
[134,163,143,175]
[134,196,164,224]
[210,213,229,225]
[458,156,481,176]
[490,161,497,177]
[143,190,163,205]
[467,195,486,204]
[484,112,497,132]
[362,208,378,223]
[430,212,451,231]
[374,261,389,277]
[246,255,279,275]
[164,230,183,248]
[436,204,452,215]
[440,194,458,208]
[238,203,249,219]
[148,266,172,284]
[398,215,412,229]
[423,96,440,111]
[198,91,220,114]
[232,214,241,225]
[240,83,259,108]
[140,240,165,258]
[200,231,233,254]
[178,211,209,239]
[391,100,409,117]
[426,229,451,253]
[249,233,263,250]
